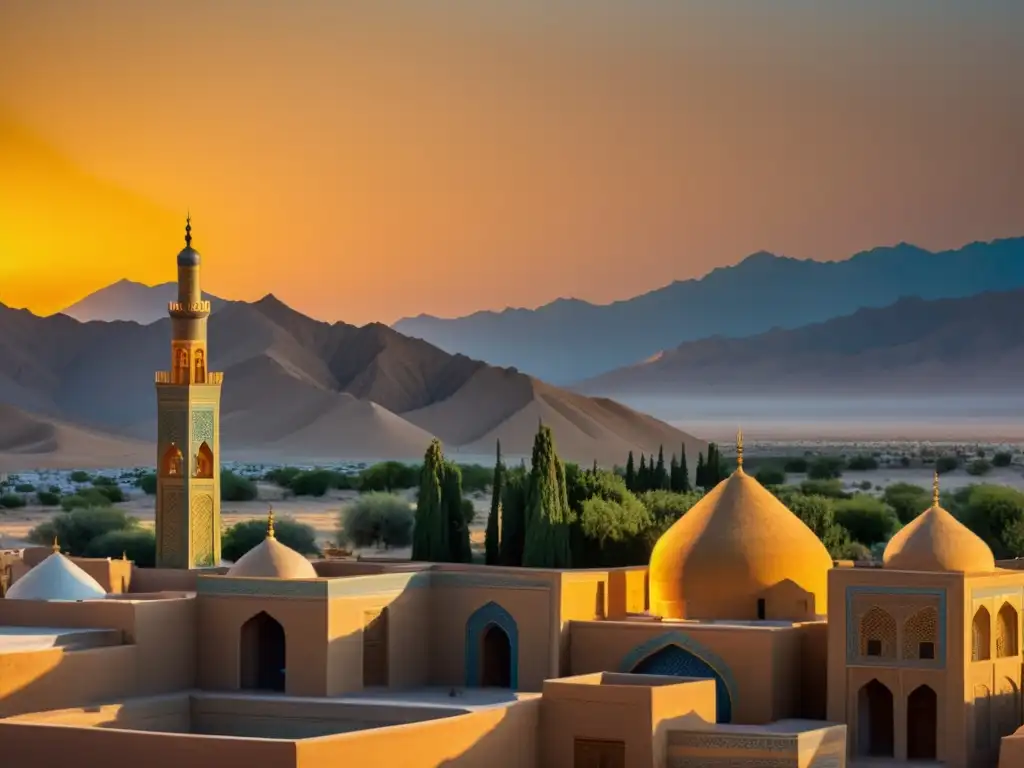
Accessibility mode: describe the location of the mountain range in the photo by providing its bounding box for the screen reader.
[0,297,703,471]
[393,238,1024,383]
[61,279,227,324]
[574,288,1024,398]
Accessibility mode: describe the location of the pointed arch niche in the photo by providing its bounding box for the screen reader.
[996,602,1018,658]
[464,601,519,689]
[973,606,992,661]
[161,443,184,478]
[194,441,214,479]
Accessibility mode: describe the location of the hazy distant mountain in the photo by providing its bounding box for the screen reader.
[574,288,1024,397]
[393,238,1024,384]
[60,279,227,324]
[0,297,703,470]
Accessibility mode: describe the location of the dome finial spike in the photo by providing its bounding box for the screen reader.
[933,470,940,507]
[52,536,60,554]
[736,426,743,469]
[267,504,276,539]
[184,212,192,247]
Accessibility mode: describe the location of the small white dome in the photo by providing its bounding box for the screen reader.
[6,552,107,601]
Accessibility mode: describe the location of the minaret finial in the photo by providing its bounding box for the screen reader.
[736,427,743,469]
[933,470,940,507]
[122,551,128,561]
[185,212,192,247]
[52,536,60,554]
[267,504,276,539]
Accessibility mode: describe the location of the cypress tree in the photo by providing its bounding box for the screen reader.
[412,439,447,561]
[484,439,504,565]
[592,459,599,474]
[679,445,691,492]
[522,423,573,568]
[669,453,680,492]
[695,451,706,490]
[500,464,528,565]
[655,445,669,490]
[638,454,648,492]
[441,460,471,562]
[625,451,636,491]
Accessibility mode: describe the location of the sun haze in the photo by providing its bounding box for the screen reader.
[1,2,1022,324]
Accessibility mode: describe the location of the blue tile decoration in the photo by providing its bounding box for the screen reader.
[844,585,947,667]
[464,601,520,689]
[619,630,736,723]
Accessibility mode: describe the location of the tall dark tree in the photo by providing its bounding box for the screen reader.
[592,459,599,474]
[669,453,680,492]
[654,445,669,490]
[678,445,691,492]
[484,439,504,565]
[695,451,706,490]
[522,424,573,568]
[412,439,447,561]
[638,454,648,492]
[441,460,471,562]
[499,464,528,566]
[625,451,636,491]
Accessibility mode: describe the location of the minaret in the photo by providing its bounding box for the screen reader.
[154,216,223,568]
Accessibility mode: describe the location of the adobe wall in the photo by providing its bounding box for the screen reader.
[0,645,137,717]
[0,720,295,768]
[0,596,137,636]
[129,566,228,593]
[4,693,190,733]
[196,591,328,696]
[999,733,1024,767]
[569,619,803,724]
[294,697,540,768]
[797,621,829,719]
[131,597,197,694]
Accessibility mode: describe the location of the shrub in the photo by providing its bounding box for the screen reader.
[358,461,417,493]
[833,495,899,546]
[957,484,1024,558]
[755,466,786,486]
[934,456,959,475]
[36,491,61,506]
[69,470,91,483]
[221,470,258,501]
[899,456,911,467]
[339,493,415,550]
[61,488,114,511]
[807,456,845,480]
[799,478,848,499]
[457,464,491,493]
[28,506,141,555]
[638,490,704,538]
[461,498,477,526]
[846,455,879,471]
[883,482,931,524]
[774,491,850,557]
[264,466,303,487]
[993,451,1013,468]
[13,482,35,493]
[0,493,26,509]
[222,517,320,562]
[95,484,125,503]
[137,473,157,495]
[782,457,809,473]
[85,529,157,567]
[967,459,992,477]
[288,469,334,497]
[92,476,117,487]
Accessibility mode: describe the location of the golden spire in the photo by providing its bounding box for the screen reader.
[933,470,940,507]
[52,536,60,554]
[267,505,276,539]
[185,212,192,247]
[736,427,744,469]
[122,551,128,561]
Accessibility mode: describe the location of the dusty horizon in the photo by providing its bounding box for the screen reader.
[2,2,1023,325]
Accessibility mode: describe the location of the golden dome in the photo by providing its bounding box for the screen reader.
[648,467,833,621]
[883,475,994,572]
[226,509,317,579]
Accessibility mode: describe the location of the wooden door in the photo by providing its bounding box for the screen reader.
[573,738,625,768]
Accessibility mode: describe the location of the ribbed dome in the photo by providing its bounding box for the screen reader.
[883,503,995,573]
[649,468,833,621]
[6,551,107,601]
[227,536,317,579]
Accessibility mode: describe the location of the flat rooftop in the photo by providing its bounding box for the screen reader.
[0,626,121,654]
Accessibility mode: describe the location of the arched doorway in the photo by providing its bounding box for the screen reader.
[240,612,286,692]
[480,624,512,687]
[857,679,894,757]
[907,684,937,760]
[632,645,732,723]
[195,441,214,479]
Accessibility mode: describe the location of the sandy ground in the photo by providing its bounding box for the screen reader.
[0,482,493,557]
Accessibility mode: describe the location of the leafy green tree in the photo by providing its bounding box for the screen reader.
[36,491,61,506]
[60,488,114,511]
[755,466,786,486]
[137,473,157,495]
[339,493,414,550]
[86,529,157,567]
[882,482,931,524]
[28,507,141,556]
[264,466,303,487]
[799,478,848,499]
[69,470,91,483]
[485,439,504,565]
[846,455,879,471]
[522,424,573,568]
[808,456,845,480]
[776,492,850,558]
[221,470,258,501]
[967,459,992,477]
[956,484,1024,558]
[934,456,959,475]
[783,457,809,473]
[412,439,447,562]
[358,461,417,492]
[833,495,899,546]
[638,490,704,542]
[993,451,1013,468]
[624,451,636,491]
[499,464,529,565]
[222,516,320,562]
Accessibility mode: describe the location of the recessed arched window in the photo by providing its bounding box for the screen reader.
[860,607,897,659]
[996,603,1018,658]
[973,606,992,661]
[902,607,939,660]
[194,441,214,479]
[194,348,207,384]
[175,348,190,384]
[161,443,183,477]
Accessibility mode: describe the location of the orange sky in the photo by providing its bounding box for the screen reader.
[1,2,1022,324]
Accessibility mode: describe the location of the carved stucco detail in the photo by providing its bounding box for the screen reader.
[158,409,184,448]
[669,733,795,753]
[192,409,214,447]
[191,494,215,567]
[161,488,184,564]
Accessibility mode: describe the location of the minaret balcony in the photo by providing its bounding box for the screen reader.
[168,300,211,315]
[155,371,224,385]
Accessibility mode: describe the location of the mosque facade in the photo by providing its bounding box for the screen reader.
[1,224,1024,767]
